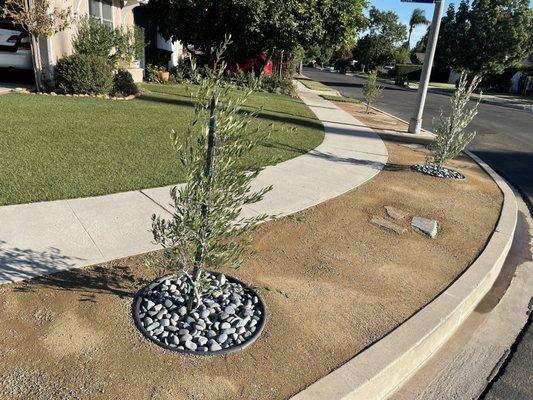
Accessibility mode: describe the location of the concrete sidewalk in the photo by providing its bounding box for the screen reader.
[0,84,388,284]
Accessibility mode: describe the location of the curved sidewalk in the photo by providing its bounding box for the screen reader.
[0,85,388,284]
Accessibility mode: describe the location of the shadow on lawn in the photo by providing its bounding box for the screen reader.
[0,240,144,300]
[140,92,324,132]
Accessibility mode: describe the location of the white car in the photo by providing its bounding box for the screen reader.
[0,22,33,70]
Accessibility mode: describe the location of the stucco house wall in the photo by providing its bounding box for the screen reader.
[40,0,145,82]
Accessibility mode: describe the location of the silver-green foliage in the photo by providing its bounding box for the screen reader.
[362,71,383,113]
[428,73,481,168]
[151,38,272,307]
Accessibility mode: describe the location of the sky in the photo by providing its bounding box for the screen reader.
[370,0,533,49]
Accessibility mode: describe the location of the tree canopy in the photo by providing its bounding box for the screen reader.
[407,8,429,48]
[146,0,367,57]
[353,6,407,69]
[419,0,533,76]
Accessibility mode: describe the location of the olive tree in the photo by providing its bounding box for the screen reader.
[428,73,481,168]
[151,38,271,309]
[362,70,383,113]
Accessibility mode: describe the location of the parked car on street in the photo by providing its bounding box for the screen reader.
[0,20,33,71]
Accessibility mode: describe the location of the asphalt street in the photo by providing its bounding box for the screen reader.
[303,67,533,210]
[302,67,533,400]
[482,316,533,400]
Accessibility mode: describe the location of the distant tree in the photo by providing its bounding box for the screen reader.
[433,3,457,71]
[407,8,429,48]
[362,70,383,113]
[353,7,407,69]
[2,0,72,91]
[329,43,354,68]
[431,0,533,77]
[464,0,532,75]
[414,3,457,74]
[317,0,367,57]
[452,0,472,72]
[305,43,335,65]
[394,46,411,65]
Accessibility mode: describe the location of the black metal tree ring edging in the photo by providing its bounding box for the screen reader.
[132,273,267,356]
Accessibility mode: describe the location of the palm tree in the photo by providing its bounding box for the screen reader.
[407,8,430,49]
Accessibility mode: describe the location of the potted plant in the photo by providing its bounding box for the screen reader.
[157,66,170,81]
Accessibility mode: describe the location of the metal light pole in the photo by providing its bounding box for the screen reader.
[407,0,445,134]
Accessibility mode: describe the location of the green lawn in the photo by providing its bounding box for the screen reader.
[320,94,360,104]
[0,83,324,206]
[296,77,335,92]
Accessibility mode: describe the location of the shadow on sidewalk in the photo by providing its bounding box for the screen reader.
[140,92,324,131]
[308,150,385,170]
[0,240,83,284]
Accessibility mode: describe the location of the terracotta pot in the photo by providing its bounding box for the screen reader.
[157,71,170,81]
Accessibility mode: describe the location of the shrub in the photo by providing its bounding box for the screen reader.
[55,53,113,94]
[73,17,115,59]
[221,71,295,96]
[73,17,144,67]
[144,64,159,83]
[260,75,296,96]
[144,64,171,83]
[428,73,481,168]
[111,69,138,96]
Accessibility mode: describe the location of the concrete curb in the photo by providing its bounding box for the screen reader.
[291,106,518,400]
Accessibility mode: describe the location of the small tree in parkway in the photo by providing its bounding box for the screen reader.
[151,38,272,309]
[362,70,383,113]
[427,73,481,169]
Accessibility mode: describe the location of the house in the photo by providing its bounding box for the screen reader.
[510,53,533,94]
[37,0,147,82]
[133,4,184,70]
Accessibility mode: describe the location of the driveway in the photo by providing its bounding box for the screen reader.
[0,67,35,94]
[303,67,533,210]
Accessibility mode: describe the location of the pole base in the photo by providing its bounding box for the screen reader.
[408,118,422,134]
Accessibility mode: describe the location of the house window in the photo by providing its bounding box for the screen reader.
[89,0,114,28]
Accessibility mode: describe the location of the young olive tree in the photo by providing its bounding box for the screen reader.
[427,73,481,168]
[151,38,271,309]
[362,70,383,113]
[2,0,72,91]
